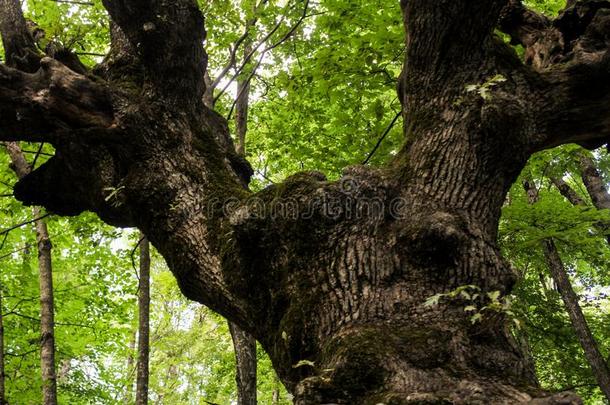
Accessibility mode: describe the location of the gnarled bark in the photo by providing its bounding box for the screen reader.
[2,0,610,403]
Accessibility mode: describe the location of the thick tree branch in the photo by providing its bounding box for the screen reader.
[0,58,114,142]
[579,153,610,210]
[499,0,556,69]
[402,0,508,78]
[0,0,41,71]
[498,1,610,152]
[551,177,586,206]
[532,52,610,151]
[100,0,207,107]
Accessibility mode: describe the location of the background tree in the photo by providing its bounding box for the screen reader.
[4,143,57,405]
[135,234,150,405]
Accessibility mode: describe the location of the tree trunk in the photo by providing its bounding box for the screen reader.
[0,282,5,405]
[579,154,610,210]
[541,239,610,400]
[526,181,610,401]
[234,42,252,158]
[135,234,150,405]
[552,156,610,245]
[125,328,137,404]
[3,0,610,403]
[272,375,280,405]
[229,37,257,405]
[35,208,56,405]
[4,143,57,405]
[229,322,257,405]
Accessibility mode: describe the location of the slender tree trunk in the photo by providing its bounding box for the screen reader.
[3,143,57,405]
[228,322,257,405]
[526,181,610,400]
[234,42,252,158]
[552,156,610,245]
[125,328,137,404]
[203,71,215,110]
[551,177,586,207]
[0,283,5,405]
[35,207,56,405]
[229,38,258,405]
[579,154,610,211]
[272,375,280,405]
[135,234,150,405]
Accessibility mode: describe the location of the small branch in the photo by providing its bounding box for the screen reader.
[31,143,45,169]
[214,16,286,103]
[21,149,54,158]
[0,244,31,261]
[130,235,145,285]
[5,349,37,358]
[75,51,106,56]
[4,310,95,329]
[0,213,52,237]
[215,0,311,103]
[225,0,311,119]
[48,0,94,5]
[362,111,402,165]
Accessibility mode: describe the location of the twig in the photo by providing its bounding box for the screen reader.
[226,0,311,119]
[214,1,298,103]
[0,213,52,237]
[0,232,8,251]
[0,244,31,260]
[3,311,95,329]
[75,52,106,56]
[5,349,37,358]
[130,235,145,284]
[362,111,402,165]
[31,142,45,169]
[47,0,94,5]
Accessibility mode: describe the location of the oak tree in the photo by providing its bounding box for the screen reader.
[2,0,610,402]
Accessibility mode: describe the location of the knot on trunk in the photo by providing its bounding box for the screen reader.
[401,211,466,269]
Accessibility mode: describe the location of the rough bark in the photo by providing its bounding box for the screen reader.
[1,0,610,403]
[526,181,610,401]
[579,153,610,210]
[551,177,586,207]
[4,143,57,405]
[0,0,41,71]
[229,322,257,405]
[552,153,610,244]
[135,234,150,405]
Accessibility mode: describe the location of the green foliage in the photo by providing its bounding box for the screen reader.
[23,0,109,66]
[500,147,610,403]
[525,0,567,15]
[424,285,517,326]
